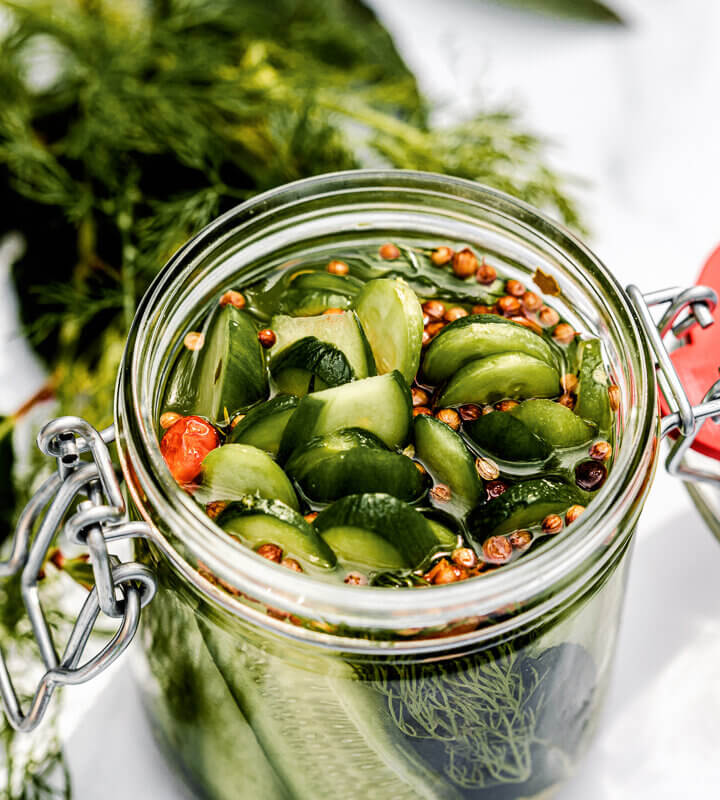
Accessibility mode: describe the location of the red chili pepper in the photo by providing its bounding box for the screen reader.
[160,415,219,484]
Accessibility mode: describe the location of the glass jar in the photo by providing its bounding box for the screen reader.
[114,171,663,800]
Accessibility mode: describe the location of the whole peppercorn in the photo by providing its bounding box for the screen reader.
[431,246,454,266]
[508,530,532,551]
[256,543,283,563]
[421,329,432,348]
[497,296,522,316]
[425,558,468,584]
[566,504,586,524]
[281,557,303,572]
[184,331,205,351]
[411,387,431,407]
[485,479,508,500]
[444,306,468,323]
[558,393,576,410]
[435,408,461,430]
[482,536,513,564]
[561,373,579,393]
[509,316,543,335]
[472,303,494,315]
[542,514,563,535]
[304,512,319,524]
[160,411,182,430]
[452,247,478,278]
[575,460,607,491]
[327,259,349,275]
[505,279,525,297]
[452,547,478,569]
[495,399,520,412]
[476,261,497,285]
[589,440,612,461]
[219,290,246,309]
[475,456,500,481]
[608,384,621,412]
[344,572,368,585]
[522,291,542,312]
[553,323,576,344]
[430,483,452,503]
[425,321,446,338]
[422,300,446,320]
[160,415,219,484]
[379,243,401,260]
[413,406,433,418]
[459,404,482,421]
[257,328,276,348]
[538,306,560,327]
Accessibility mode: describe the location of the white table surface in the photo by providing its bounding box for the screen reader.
[3,1,720,797]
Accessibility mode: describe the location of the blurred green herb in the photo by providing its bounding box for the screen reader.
[0,0,583,794]
[494,0,623,23]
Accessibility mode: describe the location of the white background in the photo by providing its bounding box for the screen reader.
[2,0,720,797]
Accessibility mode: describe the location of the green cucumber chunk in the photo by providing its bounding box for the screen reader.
[272,367,312,397]
[426,518,461,549]
[354,278,423,384]
[162,347,200,416]
[509,399,596,447]
[322,526,408,570]
[422,314,557,384]
[414,414,482,516]
[218,496,335,569]
[270,337,353,387]
[279,371,412,461]
[575,339,612,432]
[313,493,441,568]
[270,310,372,379]
[286,428,424,503]
[468,478,584,538]
[439,352,561,408]
[277,271,364,316]
[200,624,459,800]
[229,395,299,455]
[466,411,551,462]
[197,444,298,510]
[194,305,268,423]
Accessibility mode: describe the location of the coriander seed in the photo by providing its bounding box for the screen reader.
[257,328,276,348]
[431,246,453,266]
[589,441,612,461]
[451,247,478,277]
[476,261,497,285]
[475,456,500,481]
[326,259,349,275]
[542,514,563,535]
[379,243,400,260]
[435,408,461,430]
[538,306,560,327]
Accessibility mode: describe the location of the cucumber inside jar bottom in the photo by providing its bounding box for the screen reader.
[116,171,660,800]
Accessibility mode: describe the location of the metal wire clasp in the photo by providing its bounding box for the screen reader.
[0,416,157,733]
[627,284,720,485]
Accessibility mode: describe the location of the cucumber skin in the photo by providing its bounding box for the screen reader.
[218,496,336,569]
[414,414,482,515]
[278,371,412,462]
[575,339,612,432]
[229,395,299,455]
[270,337,353,387]
[162,347,200,416]
[439,352,561,408]
[468,478,584,538]
[509,399,595,448]
[198,444,299,510]
[466,411,551,462]
[313,493,441,568]
[422,314,558,384]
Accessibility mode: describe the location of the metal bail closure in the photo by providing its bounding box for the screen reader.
[0,416,158,733]
[627,249,720,486]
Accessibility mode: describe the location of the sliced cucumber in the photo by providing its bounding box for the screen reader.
[313,493,441,568]
[509,399,595,448]
[200,625,459,800]
[279,372,412,461]
[272,367,313,397]
[270,337,353,388]
[270,311,373,379]
[197,444,298,510]
[414,414,482,516]
[162,347,200,416]
[322,526,408,570]
[422,314,557,384]
[354,278,423,384]
[468,478,584,538]
[426,518,461,549]
[194,305,268,424]
[439,353,561,408]
[286,428,425,503]
[218,496,335,569]
[229,395,299,456]
[278,271,364,316]
[575,339,612,432]
[466,411,551,462]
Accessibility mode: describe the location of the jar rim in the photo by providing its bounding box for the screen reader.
[116,169,659,647]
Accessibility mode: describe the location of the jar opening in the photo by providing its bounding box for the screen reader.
[116,170,659,648]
